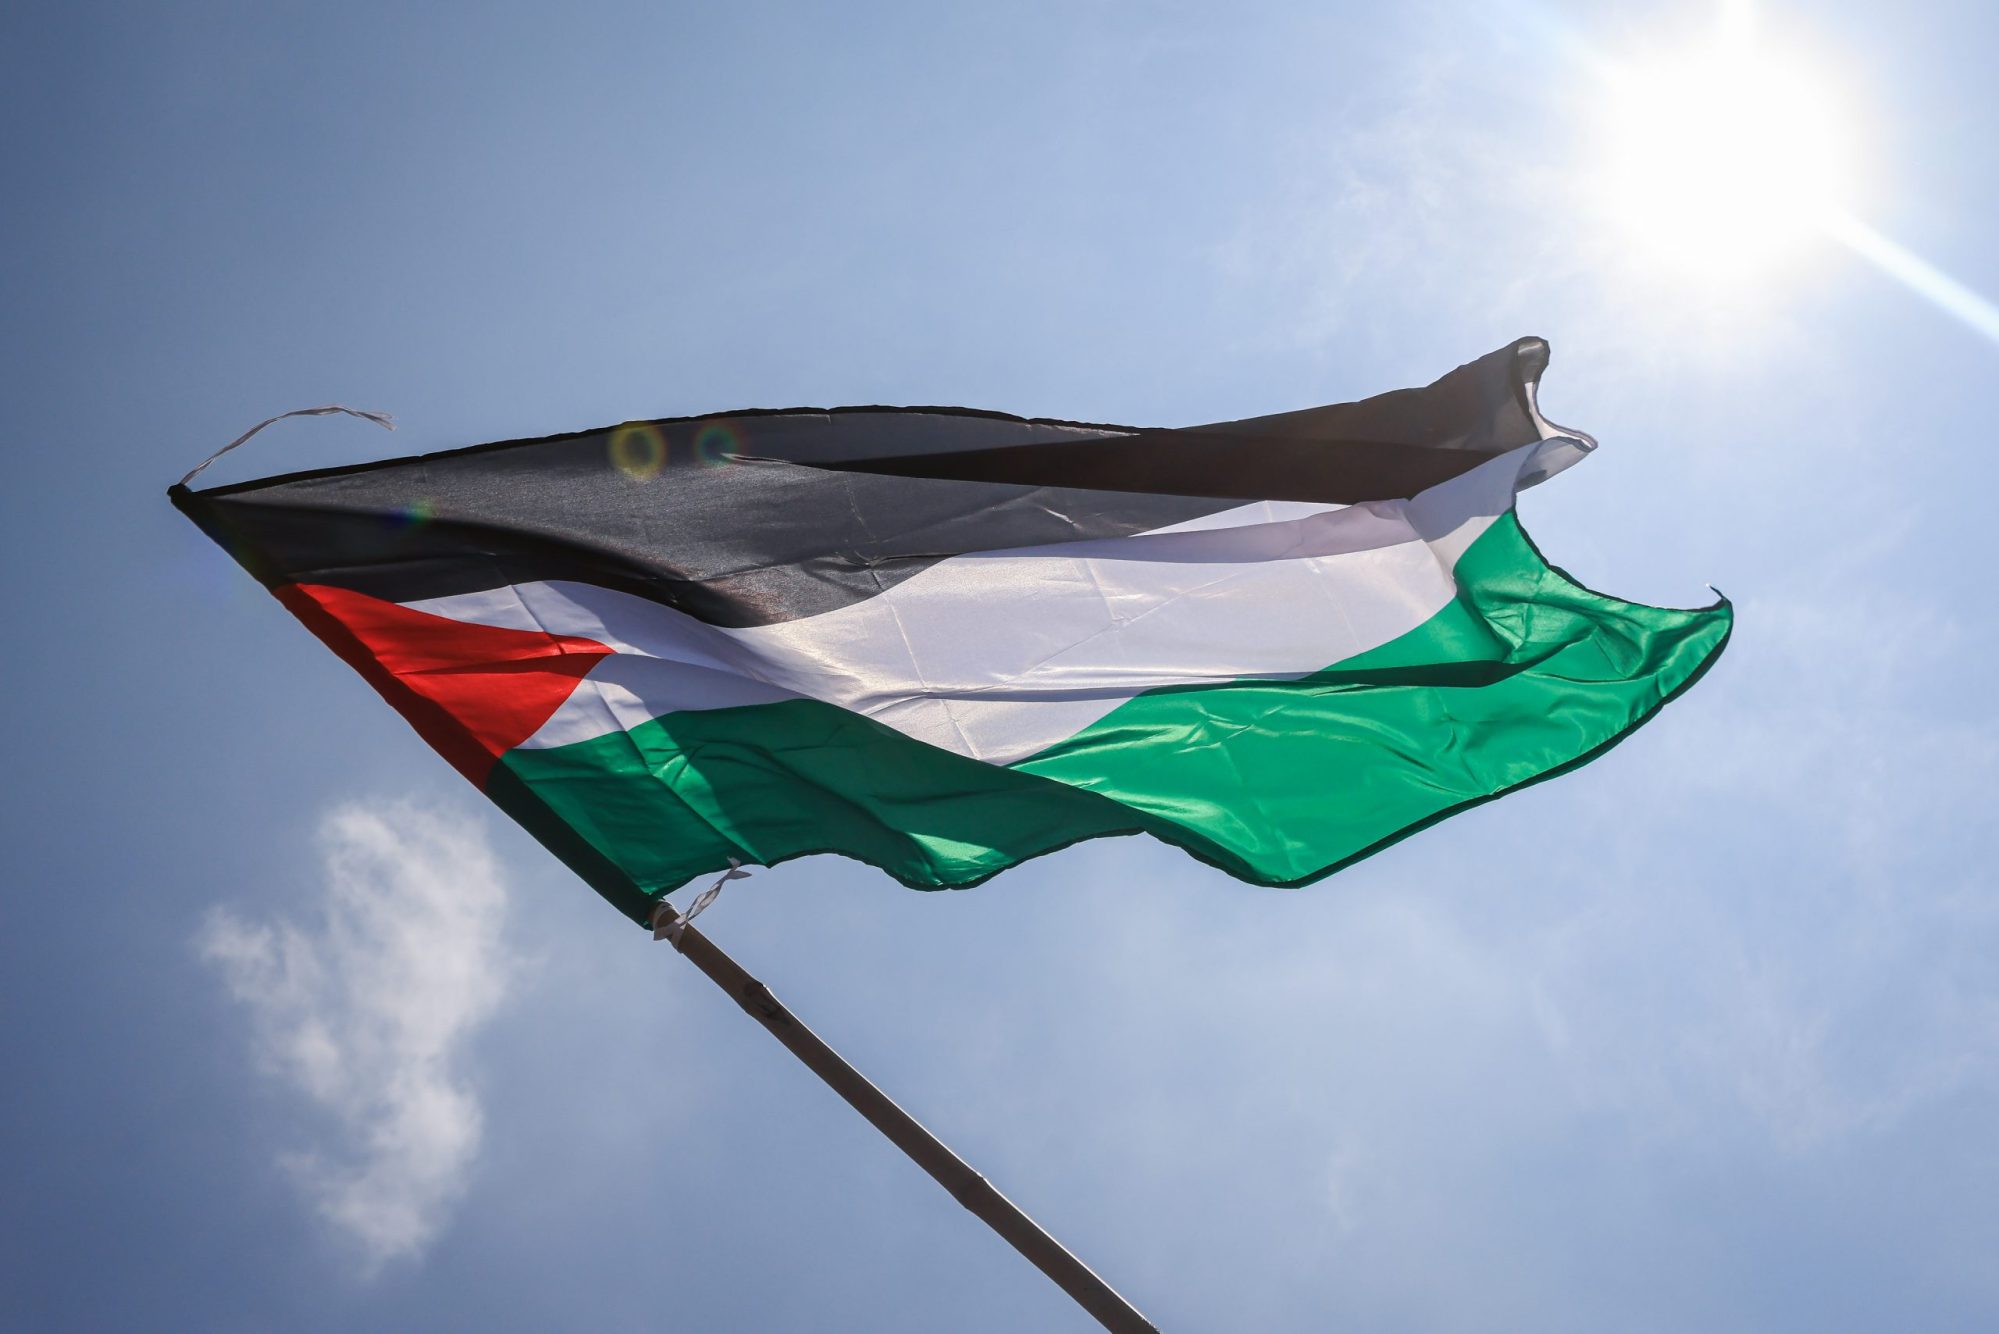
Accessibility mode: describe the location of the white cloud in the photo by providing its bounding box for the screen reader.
[1323,1140,1366,1236]
[200,797,516,1270]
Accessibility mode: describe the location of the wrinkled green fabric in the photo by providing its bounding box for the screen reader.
[493,512,1730,926]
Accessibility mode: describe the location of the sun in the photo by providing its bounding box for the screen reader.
[1595,18,1852,281]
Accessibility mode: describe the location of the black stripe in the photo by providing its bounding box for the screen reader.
[819,429,1487,501]
[187,402,1146,498]
[173,442,1228,628]
[816,338,1563,499]
[171,340,1565,628]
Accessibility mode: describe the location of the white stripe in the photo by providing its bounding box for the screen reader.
[404,441,1565,765]
[1136,498,1346,535]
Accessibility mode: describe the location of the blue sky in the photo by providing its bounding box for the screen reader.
[5,1,1998,1329]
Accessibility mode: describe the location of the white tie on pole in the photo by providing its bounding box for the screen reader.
[653,858,751,946]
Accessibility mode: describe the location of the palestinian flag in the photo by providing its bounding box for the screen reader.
[172,339,1729,927]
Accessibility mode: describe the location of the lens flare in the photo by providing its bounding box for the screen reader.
[692,421,740,468]
[608,423,668,481]
[1828,212,1999,347]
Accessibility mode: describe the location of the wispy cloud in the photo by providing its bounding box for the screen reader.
[1525,570,1999,1154]
[200,798,516,1270]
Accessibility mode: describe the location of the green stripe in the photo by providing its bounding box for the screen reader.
[486,695,1131,926]
[492,512,1731,926]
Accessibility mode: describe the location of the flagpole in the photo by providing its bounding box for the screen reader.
[650,898,1159,1334]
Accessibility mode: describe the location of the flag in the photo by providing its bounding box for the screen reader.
[172,338,1729,926]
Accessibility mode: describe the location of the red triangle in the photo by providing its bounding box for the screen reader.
[275,583,613,785]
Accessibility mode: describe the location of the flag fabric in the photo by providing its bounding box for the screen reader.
[172,339,1730,926]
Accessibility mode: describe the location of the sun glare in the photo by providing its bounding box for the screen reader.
[1597,19,1851,281]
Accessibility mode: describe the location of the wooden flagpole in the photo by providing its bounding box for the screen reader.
[650,896,1159,1334]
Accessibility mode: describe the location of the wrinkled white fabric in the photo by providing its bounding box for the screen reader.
[404,440,1567,766]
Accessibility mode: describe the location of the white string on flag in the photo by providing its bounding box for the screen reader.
[178,405,396,488]
[653,858,752,946]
